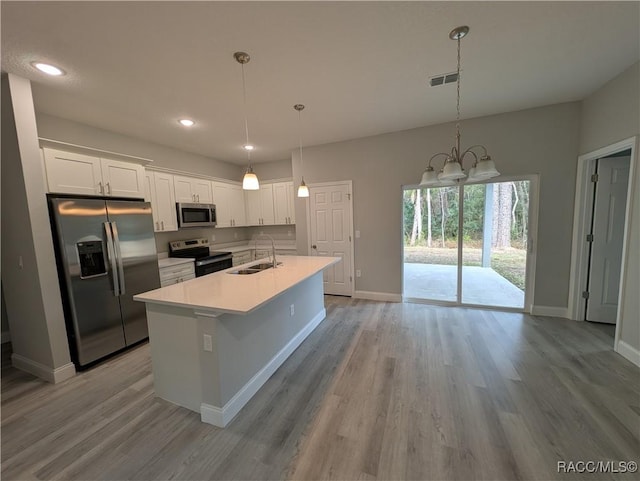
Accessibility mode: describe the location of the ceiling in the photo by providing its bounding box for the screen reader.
[2,2,639,164]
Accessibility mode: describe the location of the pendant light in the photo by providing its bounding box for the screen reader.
[235,51,260,190]
[294,104,309,198]
[420,26,500,187]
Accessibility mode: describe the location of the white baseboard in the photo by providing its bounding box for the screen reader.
[531,305,569,318]
[1,330,11,344]
[12,353,76,384]
[616,340,640,367]
[201,307,327,428]
[354,291,402,302]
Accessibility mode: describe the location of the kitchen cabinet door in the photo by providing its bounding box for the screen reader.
[245,184,275,225]
[145,171,178,232]
[259,185,275,225]
[193,178,213,204]
[100,158,145,199]
[174,175,213,204]
[212,182,232,227]
[43,148,102,196]
[273,181,295,224]
[229,185,247,226]
[153,172,178,231]
[174,175,196,203]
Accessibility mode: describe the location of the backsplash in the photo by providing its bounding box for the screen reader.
[154,227,250,253]
[154,225,296,253]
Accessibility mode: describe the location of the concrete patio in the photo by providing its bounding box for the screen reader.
[403,263,524,308]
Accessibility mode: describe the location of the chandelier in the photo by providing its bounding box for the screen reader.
[420,26,499,187]
[235,51,260,190]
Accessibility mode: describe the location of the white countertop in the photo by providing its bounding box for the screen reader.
[158,257,195,268]
[135,255,340,315]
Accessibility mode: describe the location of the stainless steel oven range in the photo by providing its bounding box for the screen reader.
[168,238,232,277]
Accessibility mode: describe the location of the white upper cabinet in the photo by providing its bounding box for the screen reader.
[145,170,178,232]
[229,185,247,227]
[245,184,275,226]
[174,175,213,204]
[43,148,145,199]
[100,158,146,198]
[273,181,296,225]
[212,181,246,228]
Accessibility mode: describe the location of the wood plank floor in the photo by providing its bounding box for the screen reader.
[2,297,639,480]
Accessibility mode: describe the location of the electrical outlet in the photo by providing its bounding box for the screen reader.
[211,234,216,242]
[18,256,23,270]
[355,230,361,238]
[290,304,295,316]
[356,269,362,277]
[234,232,238,239]
[288,230,292,237]
[203,334,213,352]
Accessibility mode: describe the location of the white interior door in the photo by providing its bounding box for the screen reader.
[309,183,353,296]
[586,156,630,323]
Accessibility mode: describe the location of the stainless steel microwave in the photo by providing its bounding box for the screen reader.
[176,203,217,228]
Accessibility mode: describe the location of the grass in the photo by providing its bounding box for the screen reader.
[404,246,527,290]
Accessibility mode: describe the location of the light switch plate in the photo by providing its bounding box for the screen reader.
[203,334,213,352]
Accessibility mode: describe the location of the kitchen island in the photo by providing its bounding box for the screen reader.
[134,255,340,427]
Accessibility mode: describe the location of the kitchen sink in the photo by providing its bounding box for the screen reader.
[227,261,283,275]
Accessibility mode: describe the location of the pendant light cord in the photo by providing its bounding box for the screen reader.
[298,108,304,174]
[455,35,462,158]
[241,62,251,163]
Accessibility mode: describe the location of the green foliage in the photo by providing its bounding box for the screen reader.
[404,181,530,246]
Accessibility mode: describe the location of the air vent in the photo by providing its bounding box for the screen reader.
[429,71,458,87]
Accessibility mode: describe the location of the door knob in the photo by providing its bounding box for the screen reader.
[312,245,317,249]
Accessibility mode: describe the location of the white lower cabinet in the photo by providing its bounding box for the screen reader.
[144,170,178,232]
[159,262,195,287]
[43,147,145,198]
[232,250,253,267]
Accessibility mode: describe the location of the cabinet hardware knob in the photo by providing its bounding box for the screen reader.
[98,181,104,194]
[161,221,165,230]
[106,182,111,195]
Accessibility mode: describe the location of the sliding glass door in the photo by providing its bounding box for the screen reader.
[403,178,533,310]
[403,186,459,302]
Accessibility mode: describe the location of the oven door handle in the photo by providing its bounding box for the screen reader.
[195,254,233,267]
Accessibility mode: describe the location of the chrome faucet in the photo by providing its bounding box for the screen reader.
[254,234,277,268]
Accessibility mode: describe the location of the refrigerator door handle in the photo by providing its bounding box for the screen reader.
[104,222,120,296]
[110,221,126,295]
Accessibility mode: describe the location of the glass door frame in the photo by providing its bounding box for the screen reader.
[401,174,539,313]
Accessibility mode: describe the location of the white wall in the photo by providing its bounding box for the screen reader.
[36,113,245,181]
[253,159,292,181]
[580,62,639,154]
[1,74,74,380]
[580,61,640,359]
[293,102,581,308]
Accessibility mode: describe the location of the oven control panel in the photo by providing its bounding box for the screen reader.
[170,238,209,252]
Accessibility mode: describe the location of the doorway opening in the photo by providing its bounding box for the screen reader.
[584,150,631,324]
[569,138,637,336]
[403,177,536,310]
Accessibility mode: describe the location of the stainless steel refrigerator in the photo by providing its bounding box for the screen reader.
[49,197,160,367]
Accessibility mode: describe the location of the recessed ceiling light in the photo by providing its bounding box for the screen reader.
[32,62,65,76]
[243,144,254,151]
[178,119,195,127]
